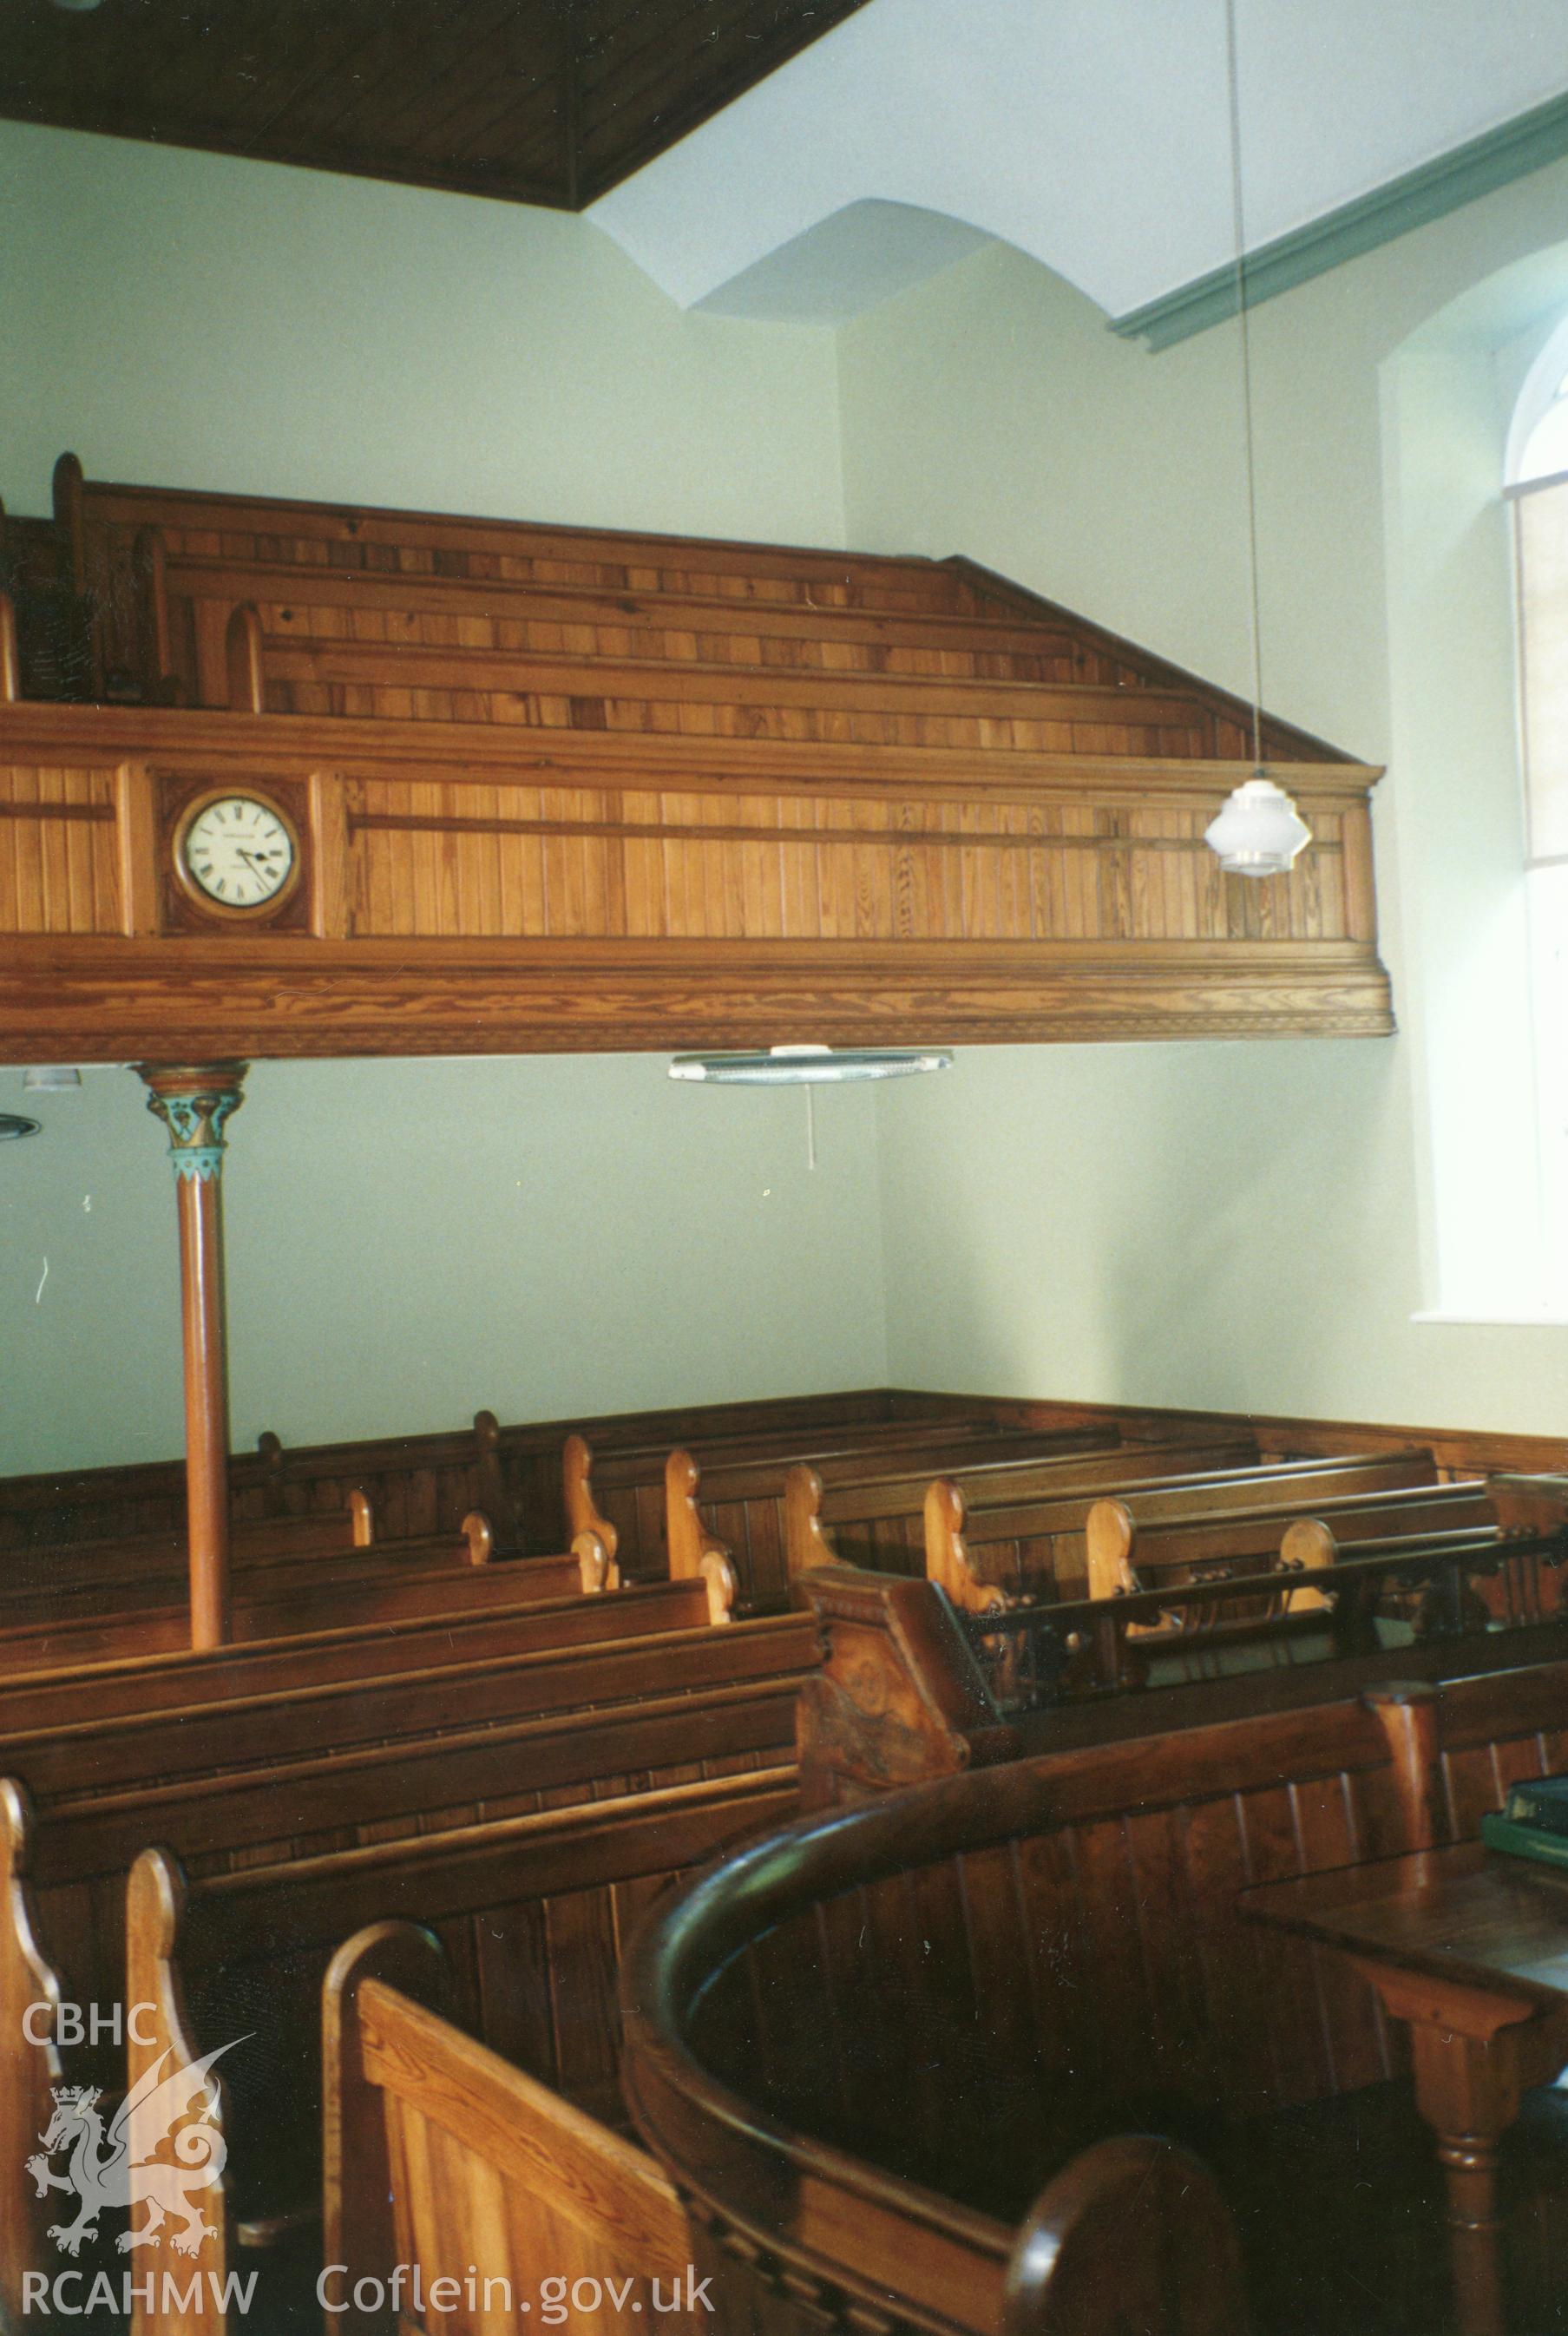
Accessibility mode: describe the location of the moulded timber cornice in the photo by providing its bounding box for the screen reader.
[0,935,1396,1061]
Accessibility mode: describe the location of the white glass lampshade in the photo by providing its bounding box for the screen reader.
[1204,776,1311,877]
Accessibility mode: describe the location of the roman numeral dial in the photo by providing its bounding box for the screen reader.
[176,795,299,912]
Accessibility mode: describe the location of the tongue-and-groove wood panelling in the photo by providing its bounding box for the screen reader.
[0,0,875,212]
[0,463,1393,1059]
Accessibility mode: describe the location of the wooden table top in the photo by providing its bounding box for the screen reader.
[1239,1842,1568,2010]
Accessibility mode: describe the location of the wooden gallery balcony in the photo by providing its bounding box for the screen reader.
[0,461,1393,1059]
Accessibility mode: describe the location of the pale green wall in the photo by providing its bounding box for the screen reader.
[842,168,1568,1431]
[1,1060,887,1474]
[0,119,844,541]
[7,118,1568,1468]
[0,124,882,1478]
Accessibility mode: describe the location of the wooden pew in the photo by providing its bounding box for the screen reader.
[1,1591,811,2326]
[779,1434,1261,1599]
[2,1496,374,1589]
[0,1386,977,1559]
[59,460,987,683]
[0,1514,502,1632]
[657,1426,1134,1611]
[922,1450,1440,1611]
[102,1767,798,2335]
[1082,1478,1494,1601]
[793,1486,1568,1803]
[325,1928,1237,2336]
[0,1537,601,1672]
[324,1924,697,2336]
[161,554,1123,710]
[561,1415,1071,1583]
[0,1408,521,1558]
[0,1574,713,1734]
[620,1648,1568,2336]
[215,594,1224,758]
[1074,1480,1494,1647]
[0,1611,813,1800]
[0,1499,449,1615]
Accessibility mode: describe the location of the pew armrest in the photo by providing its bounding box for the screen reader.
[573,1528,621,1593]
[699,1548,737,1625]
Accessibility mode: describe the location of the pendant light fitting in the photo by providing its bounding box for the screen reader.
[1203,0,1311,882]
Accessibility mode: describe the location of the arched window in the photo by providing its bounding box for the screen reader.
[1507,321,1568,1303]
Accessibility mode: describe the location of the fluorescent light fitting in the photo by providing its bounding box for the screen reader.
[22,1066,82,1092]
[669,1042,953,1086]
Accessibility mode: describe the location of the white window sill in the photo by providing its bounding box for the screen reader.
[1410,1309,1568,1328]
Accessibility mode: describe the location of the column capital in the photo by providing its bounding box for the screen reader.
[137,1061,249,1183]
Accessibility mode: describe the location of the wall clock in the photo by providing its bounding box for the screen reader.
[171,790,303,919]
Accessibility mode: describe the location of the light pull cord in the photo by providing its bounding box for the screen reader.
[1224,0,1266,771]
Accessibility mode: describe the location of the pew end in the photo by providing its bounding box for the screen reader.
[322,1922,452,2336]
[1005,2135,1251,2336]
[225,600,266,715]
[132,523,185,705]
[664,1447,732,1585]
[124,1846,235,2335]
[255,1430,285,1516]
[472,1408,528,1553]
[348,1487,374,1547]
[460,1510,494,1565]
[1276,1516,1339,1614]
[1489,1472,1568,1538]
[326,1960,692,2336]
[924,1477,1010,1615]
[1083,1499,1137,1601]
[796,1565,1011,1807]
[784,1462,841,1598]
[52,452,87,598]
[562,1434,620,1563]
[0,1778,69,2336]
[0,588,19,705]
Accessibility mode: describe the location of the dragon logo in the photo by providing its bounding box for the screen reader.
[25,2039,246,2259]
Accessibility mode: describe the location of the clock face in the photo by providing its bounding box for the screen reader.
[178,795,298,911]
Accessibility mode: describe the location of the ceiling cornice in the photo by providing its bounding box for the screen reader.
[1113,84,1568,351]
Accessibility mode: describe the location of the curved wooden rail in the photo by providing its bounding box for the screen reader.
[620,1764,1251,2336]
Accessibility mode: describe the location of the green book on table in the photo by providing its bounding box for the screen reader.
[1481,1773,1568,1867]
